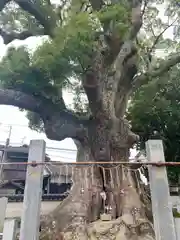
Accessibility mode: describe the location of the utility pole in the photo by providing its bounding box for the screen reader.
[2,125,12,161]
[6,125,12,148]
[0,125,12,181]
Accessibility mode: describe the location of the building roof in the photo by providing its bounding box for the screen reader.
[0,145,29,153]
[0,145,50,161]
[0,145,72,182]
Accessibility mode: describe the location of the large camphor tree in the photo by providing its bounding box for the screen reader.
[1,0,180,239]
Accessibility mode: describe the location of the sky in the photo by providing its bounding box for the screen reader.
[0,2,174,162]
[0,104,77,161]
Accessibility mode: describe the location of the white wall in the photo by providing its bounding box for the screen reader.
[5,201,61,218]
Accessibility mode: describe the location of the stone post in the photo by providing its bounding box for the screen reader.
[146,140,176,240]
[0,197,8,230]
[19,140,46,240]
[2,219,17,240]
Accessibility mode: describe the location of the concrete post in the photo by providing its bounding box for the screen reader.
[0,197,8,230]
[146,140,176,240]
[174,218,180,240]
[2,219,17,240]
[19,140,46,240]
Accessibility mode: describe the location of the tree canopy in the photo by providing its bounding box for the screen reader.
[127,64,180,183]
[1,1,180,239]
[0,0,180,151]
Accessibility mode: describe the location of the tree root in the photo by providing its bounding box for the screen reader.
[40,166,103,239]
[40,165,155,240]
[85,215,154,240]
[40,214,155,240]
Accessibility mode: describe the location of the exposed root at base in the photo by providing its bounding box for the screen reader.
[39,165,155,240]
[40,214,155,240]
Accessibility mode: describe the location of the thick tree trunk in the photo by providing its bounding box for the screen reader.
[40,142,155,240]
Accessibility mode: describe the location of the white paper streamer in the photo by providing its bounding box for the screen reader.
[102,167,107,187]
[110,168,114,189]
[122,165,126,181]
[116,166,120,187]
[135,170,141,193]
[71,165,74,183]
[126,168,133,186]
[85,167,88,188]
[58,165,62,183]
[91,165,94,186]
[65,164,69,184]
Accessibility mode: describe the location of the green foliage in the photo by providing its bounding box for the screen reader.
[33,2,131,81]
[26,111,44,132]
[0,46,31,88]
[1,0,180,139]
[98,3,130,36]
[0,46,69,112]
[127,65,180,183]
[70,79,90,114]
[33,11,99,75]
[0,47,52,96]
[0,1,41,34]
[0,7,99,128]
[173,207,180,218]
[137,1,180,70]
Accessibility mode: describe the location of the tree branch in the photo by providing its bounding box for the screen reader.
[89,0,104,11]
[103,0,143,65]
[0,0,10,11]
[141,0,148,16]
[0,88,45,113]
[0,88,87,141]
[129,0,143,40]
[148,18,178,60]
[133,52,180,90]
[83,41,138,120]
[46,0,51,6]
[113,41,137,81]
[113,42,139,117]
[43,110,88,142]
[0,28,45,44]
[15,0,56,36]
[115,55,138,117]
[82,50,105,118]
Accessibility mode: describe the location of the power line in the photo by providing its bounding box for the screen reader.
[0,124,77,159]
[0,142,77,153]
[0,123,29,128]
[46,147,76,152]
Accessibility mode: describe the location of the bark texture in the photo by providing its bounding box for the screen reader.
[39,146,154,240]
[1,1,179,239]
